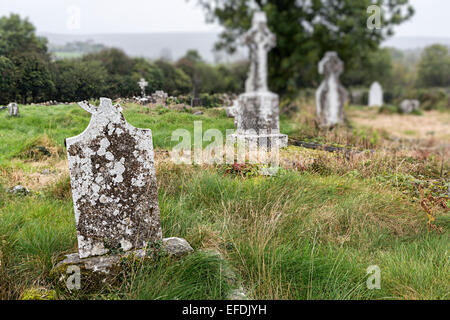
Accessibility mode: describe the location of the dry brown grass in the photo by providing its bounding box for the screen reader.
[349,108,450,142]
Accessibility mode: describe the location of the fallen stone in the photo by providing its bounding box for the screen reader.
[162,237,194,257]
[9,185,30,195]
[193,111,204,116]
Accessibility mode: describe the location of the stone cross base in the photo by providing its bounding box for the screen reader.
[229,132,288,149]
[234,92,281,133]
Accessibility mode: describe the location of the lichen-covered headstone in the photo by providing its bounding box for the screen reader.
[8,102,19,117]
[229,11,288,148]
[369,82,383,107]
[66,98,162,259]
[316,52,348,128]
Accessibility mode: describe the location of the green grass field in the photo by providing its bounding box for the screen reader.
[0,102,448,300]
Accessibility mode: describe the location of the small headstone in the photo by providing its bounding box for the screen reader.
[399,100,420,114]
[229,11,288,148]
[369,82,383,107]
[8,102,19,117]
[138,78,148,97]
[316,52,348,128]
[65,98,162,258]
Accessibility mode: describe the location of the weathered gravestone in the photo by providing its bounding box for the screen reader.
[399,99,420,114]
[138,78,148,97]
[8,102,19,117]
[65,98,162,258]
[229,11,288,148]
[151,90,168,105]
[369,82,383,107]
[316,52,348,128]
[55,98,193,284]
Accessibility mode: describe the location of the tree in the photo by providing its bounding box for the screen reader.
[417,44,450,87]
[0,14,54,102]
[154,59,192,95]
[0,56,16,104]
[53,59,108,102]
[83,48,134,76]
[195,0,414,95]
[0,14,48,58]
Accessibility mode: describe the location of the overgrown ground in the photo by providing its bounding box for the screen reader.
[0,101,448,300]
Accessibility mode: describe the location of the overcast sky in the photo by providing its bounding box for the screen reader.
[0,0,449,37]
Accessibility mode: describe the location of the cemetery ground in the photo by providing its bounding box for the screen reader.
[0,101,448,300]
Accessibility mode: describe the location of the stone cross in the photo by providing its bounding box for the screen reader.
[316,51,348,128]
[138,78,148,97]
[65,98,162,258]
[243,11,276,93]
[369,82,383,107]
[228,11,288,150]
[7,102,19,117]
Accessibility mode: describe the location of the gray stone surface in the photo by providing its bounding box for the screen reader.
[65,98,162,259]
[230,11,287,149]
[399,99,420,113]
[162,237,194,257]
[369,82,383,107]
[7,102,19,117]
[316,52,348,128]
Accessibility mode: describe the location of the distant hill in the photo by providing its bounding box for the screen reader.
[40,32,247,63]
[382,36,450,50]
[40,32,450,63]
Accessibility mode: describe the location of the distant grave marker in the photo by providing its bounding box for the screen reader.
[369,82,383,107]
[316,52,348,128]
[8,102,19,117]
[138,78,148,97]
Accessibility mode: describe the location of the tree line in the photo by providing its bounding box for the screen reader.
[0,14,248,105]
[1,9,449,106]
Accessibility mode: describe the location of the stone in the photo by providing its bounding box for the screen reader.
[316,52,348,128]
[152,90,168,105]
[226,100,239,119]
[10,185,30,195]
[65,98,162,259]
[369,82,383,107]
[52,237,193,291]
[399,99,420,114]
[229,11,288,149]
[193,111,203,116]
[162,237,194,257]
[138,78,148,97]
[7,102,19,117]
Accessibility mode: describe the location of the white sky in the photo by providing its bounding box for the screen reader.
[0,0,449,37]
